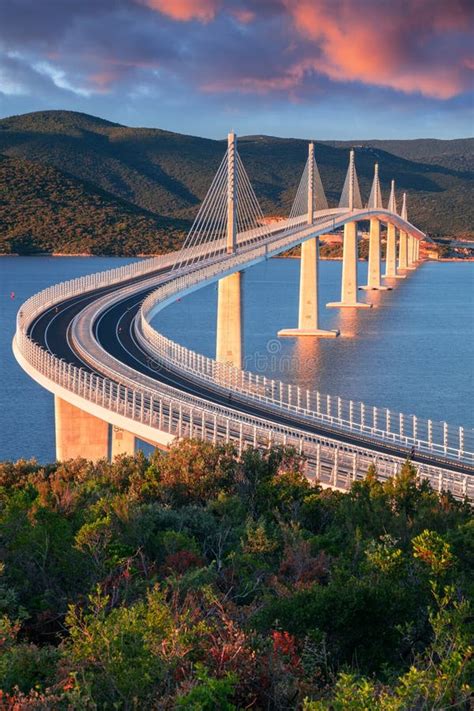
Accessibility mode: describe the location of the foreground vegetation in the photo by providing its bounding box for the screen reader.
[0,441,472,709]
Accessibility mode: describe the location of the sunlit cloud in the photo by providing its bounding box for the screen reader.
[282,0,473,99]
[0,0,472,138]
[139,0,220,22]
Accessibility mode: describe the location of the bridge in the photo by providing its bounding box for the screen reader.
[13,135,473,500]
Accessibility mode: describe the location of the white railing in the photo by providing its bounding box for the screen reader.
[138,249,473,467]
[14,327,471,500]
[14,206,470,501]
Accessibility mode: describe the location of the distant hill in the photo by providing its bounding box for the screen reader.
[0,110,472,255]
[0,154,188,255]
[323,138,474,173]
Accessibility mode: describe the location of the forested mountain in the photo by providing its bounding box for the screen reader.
[0,154,187,255]
[0,110,472,254]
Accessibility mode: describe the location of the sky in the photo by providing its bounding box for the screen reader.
[0,0,473,140]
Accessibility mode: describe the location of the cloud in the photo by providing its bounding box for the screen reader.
[0,0,472,139]
[139,0,220,21]
[282,0,473,99]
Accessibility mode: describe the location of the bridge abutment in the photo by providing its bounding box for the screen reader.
[327,221,371,309]
[55,395,109,461]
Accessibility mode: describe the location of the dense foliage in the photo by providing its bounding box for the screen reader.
[0,155,188,255]
[0,441,472,709]
[0,111,472,256]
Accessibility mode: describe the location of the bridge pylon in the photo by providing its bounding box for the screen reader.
[361,163,390,291]
[398,192,409,271]
[327,149,371,309]
[279,142,339,338]
[339,149,363,211]
[384,180,405,280]
[216,131,243,368]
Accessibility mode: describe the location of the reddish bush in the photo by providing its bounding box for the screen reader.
[161,550,204,576]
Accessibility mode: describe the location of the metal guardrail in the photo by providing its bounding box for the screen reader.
[139,238,472,466]
[14,324,472,501]
[13,211,471,501]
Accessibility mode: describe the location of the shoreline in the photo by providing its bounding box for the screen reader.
[1,253,473,263]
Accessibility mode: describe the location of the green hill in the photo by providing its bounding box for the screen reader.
[0,110,472,255]
[0,154,189,255]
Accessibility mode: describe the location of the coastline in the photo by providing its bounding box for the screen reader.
[1,253,473,263]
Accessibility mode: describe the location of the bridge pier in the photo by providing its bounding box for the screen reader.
[111,426,136,458]
[384,223,405,279]
[407,235,417,268]
[279,237,338,337]
[55,395,109,461]
[327,221,371,309]
[216,271,243,369]
[398,229,409,271]
[360,218,390,291]
[215,130,244,369]
[279,143,338,337]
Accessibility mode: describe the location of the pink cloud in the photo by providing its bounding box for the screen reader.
[139,0,219,21]
[282,0,473,99]
[230,7,255,24]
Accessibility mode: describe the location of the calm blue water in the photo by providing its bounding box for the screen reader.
[1,256,473,463]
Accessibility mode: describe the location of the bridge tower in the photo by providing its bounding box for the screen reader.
[216,131,243,369]
[279,142,338,338]
[327,150,371,309]
[361,163,390,291]
[384,180,405,280]
[398,192,409,271]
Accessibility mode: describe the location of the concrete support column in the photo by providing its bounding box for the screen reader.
[327,221,371,309]
[55,395,109,461]
[398,230,409,271]
[278,238,338,337]
[407,235,416,268]
[384,223,397,278]
[216,271,243,368]
[360,218,389,291]
[111,426,136,458]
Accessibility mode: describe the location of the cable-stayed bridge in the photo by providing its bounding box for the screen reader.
[13,134,473,500]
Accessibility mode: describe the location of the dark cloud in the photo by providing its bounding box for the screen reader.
[0,0,472,137]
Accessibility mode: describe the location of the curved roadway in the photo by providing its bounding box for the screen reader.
[28,267,472,477]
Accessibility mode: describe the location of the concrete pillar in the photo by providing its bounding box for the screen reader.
[398,230,409,271]
[407,235,416,269]
[384,223,397,278]
[55,396,109,461]
[216,131,244,368]
[111,426,136,458]
[360,218,390,291]
[278,238,339,337]
[216,271,243,368]
[384,223,406,279]
[279,142,338,337]
[327,221,371,309]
